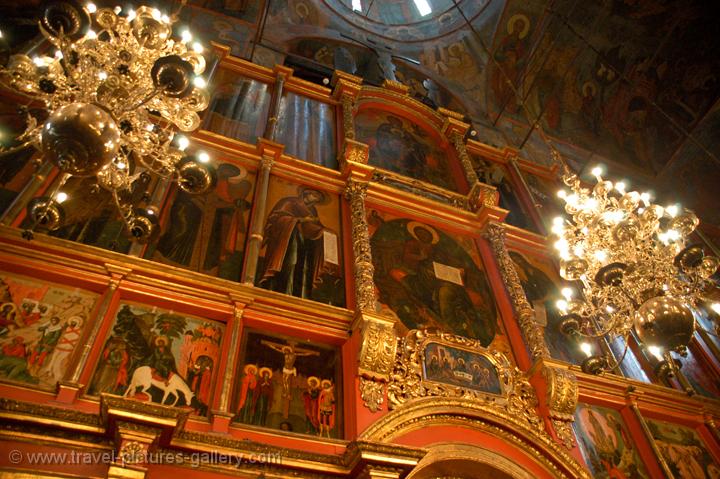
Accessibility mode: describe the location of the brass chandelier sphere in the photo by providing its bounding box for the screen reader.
[41,102,121,177]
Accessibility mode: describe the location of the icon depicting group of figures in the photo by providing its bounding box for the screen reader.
[234,339,338,438]
[0,275,97,388]
[88,304,224,416]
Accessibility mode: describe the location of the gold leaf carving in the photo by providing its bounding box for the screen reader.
[483,223,550,360]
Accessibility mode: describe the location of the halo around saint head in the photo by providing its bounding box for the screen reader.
[407,221,440,244]
[320,379,332,389]
[307,376,320,387]
[507,14,530,39]
[244,364,258,375]
[297,185,331,205]
[259,367,273,378]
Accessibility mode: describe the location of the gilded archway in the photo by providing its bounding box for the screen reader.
[360,397,590,479]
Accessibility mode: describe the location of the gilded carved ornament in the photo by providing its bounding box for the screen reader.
[541,366,579,449]
[386,329,543,434]
[482,223,579,448]
[345,178,399,413]
[482,223,550,360]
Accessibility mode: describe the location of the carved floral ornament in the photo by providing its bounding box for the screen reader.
[387,329,543,433]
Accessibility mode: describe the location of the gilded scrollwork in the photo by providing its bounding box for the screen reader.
[344,179,376,313]
[341,94,356,140]
[359,378,386,413]
[450,131,480,187]
[119,440,146,465]
[483,223,550,360]
[358,319,398,379]
[342,139,369,166]
[542,366,579,449]
[386,330,543,433]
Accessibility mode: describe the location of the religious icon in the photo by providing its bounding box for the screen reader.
[647,418,720,478]
[233,330,341,438]
[257,180,344,306]
[149,163,255,282]
[422,342,502,395]
[0,273,97,389]
[88,303,224,416]
[369,213,498,344]
[355,108,460,190]
[574,403,650,478]
[260,340,320,400]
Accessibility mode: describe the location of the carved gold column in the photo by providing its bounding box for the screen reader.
[0,160,52,225]
[102,395,189,479]
[242,140,283,285]
[263,65,293,141]
[343,152,398,412]
[332,70,362,143]
[484,223,579,448]
[57,264,129,403]
[212,293,252,432]
[344,179,376,313]
[483,223,549,360]
[439,109,499,211]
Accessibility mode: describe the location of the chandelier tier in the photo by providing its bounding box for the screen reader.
[552,165,719,375]
[0,1,215,242]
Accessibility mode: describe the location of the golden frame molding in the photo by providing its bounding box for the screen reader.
[359,397,590,479]
[387,330,543,434]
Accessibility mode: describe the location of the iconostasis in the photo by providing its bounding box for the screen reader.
[0,50,719,479]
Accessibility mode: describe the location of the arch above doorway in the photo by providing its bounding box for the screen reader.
[360,397,590,479]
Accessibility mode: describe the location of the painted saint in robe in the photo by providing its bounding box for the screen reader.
[258,187,338,300]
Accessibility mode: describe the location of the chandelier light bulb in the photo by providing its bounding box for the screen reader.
[615,181,626,193]
[192,42,204,53]
[127,9,136,21]
[591,166,603,178]
[198,151,210,164]
[181,30,192,43]
[176,135,190,151]
[557,190,567,199]
[648,346,664,361]
[711,304,720,315]
[580,342,593,357]
[593,250,607,263]
[55,192,68,204]
[161,14,170,23]
[86,2,97,13]
[561,287,574,300]
[152,8,162,20]
[193,76,207,88]
[666,204,679,217]
[556,299,568,313]
[114,6,122,14]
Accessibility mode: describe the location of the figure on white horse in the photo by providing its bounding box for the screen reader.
[124,365,194,407]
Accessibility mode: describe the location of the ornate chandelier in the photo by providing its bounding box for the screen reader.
[552,165,719,375]
[0,1,215,242]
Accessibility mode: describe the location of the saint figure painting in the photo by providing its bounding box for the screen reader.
[369,213,498,345]
[88,303,224,416]
[234,330,341,438]
[257,180,344,306]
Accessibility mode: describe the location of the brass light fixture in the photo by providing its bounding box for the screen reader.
[552,165,719,375]
[0,1,215,242]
